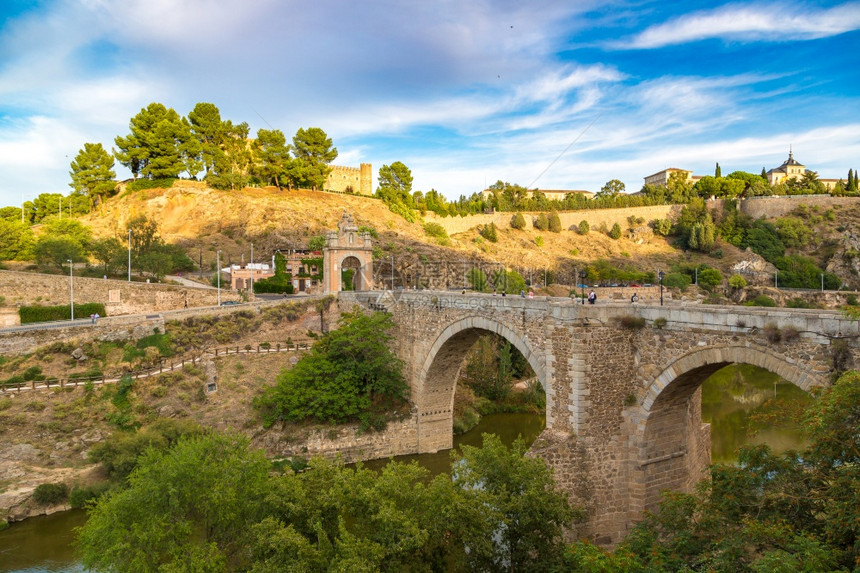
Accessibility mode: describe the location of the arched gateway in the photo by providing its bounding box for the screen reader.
[323,212,373,294]
[343,290,859,544]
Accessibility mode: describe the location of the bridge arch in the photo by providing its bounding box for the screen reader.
[632,344,828,512]
[414,315,546,453]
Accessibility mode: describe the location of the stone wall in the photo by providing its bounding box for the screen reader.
[739,195,860,219]
[0,298,318,356]
[253,415,419,463]
[424,204,682,235]
[0,270,241,317]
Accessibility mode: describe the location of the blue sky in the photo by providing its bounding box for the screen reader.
[1,0,859,209]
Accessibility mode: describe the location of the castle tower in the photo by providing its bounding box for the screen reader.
[360,163,372,196]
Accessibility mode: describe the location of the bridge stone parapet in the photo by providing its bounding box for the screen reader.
[343,290,860,543]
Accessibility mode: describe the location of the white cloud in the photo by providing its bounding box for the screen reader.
[619,2,860,49]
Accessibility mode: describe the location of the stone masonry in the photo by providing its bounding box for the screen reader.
[343,290,860,544]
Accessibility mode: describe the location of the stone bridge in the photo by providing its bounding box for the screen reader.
[342,290,860,544]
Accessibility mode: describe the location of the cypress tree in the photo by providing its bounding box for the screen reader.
[715,162,721,178]
[849,169,854,190]
[761,167,767,179]
[855,169,859,191]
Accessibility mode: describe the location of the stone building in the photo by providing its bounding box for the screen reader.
[643,168,702,187]
[325,163,373,195]
[766,151,838,190]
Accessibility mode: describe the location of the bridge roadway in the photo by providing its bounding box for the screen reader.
[343,289,860,544]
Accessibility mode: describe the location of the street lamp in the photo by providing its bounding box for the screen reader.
[658,270,665,306]
[67,259,74,321]
[216,250,221,305]
[579,270,587,305]
[128,228,132,282]
[250,242,254,295]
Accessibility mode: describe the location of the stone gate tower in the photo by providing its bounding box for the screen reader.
[323,212,374,294]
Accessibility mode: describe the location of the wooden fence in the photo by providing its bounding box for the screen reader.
[0,342,312,393]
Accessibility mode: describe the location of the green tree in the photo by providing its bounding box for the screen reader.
[608,222,622,239]
[252,128,291,188]
[114,102,196,180]
[69,142,116,207]
[468,267,489,291]
[454,434,575,572]
[256,311,408,425]
[534,212,549,231]
[187,102,225,176]
[89,237,126,276]
[377,162,413,204]
[41,218,93,249]
[715,162,721,178]
[289,127,337,190]
[548,211,562,233]
[78,433,271,572]
[511,211,526,230]
[597,179,625,199]
[33,236,85,270]
[0,220,34,260]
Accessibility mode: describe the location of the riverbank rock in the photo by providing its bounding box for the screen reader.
[0,462,98,523]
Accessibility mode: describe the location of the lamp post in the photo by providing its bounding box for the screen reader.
[67,259,74,321]
[658,270,665,306]
[250,242,254,295]
[821,273,824,292]
[216,250,221,305]
[775,269,778,289]
[127,228,132,282]
[579,270,587,305]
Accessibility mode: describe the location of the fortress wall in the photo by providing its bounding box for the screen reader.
[739,195,860,219]
[0,270,239,316]
[425,204,682,235]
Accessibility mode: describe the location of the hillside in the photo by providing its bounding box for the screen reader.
[74,181,860,292]
[80,181,681,281]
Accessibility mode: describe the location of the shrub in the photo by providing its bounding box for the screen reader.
[745,295,776,307]
[651,219,672,236]
[782,326,800,342]
[578,220,590,235]
[533,213,549,231]
[728,274,748,289]
[127,178,175,191]
[653,317,667,329]
[787,297,813,309]
[661,273,692,289]
[763,323,782,343]
[33,482,69,505]
[698,268,723,289]
[846,294,859,306]
[534,236,544,248]
[618,315,646,329]
[510,212,526,230]
[608,223,622,240]
[624,394,638,406]
[422,222,448,240]
[20,303,107,324]
[479,223,498,243]
[70,483,113,508]
[548,211,562,233]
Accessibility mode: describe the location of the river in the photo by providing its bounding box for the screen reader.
[0,366,810,571]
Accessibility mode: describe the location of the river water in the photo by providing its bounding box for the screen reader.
[0,366,810,571]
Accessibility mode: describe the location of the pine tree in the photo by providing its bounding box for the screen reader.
[715,162,721,178]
